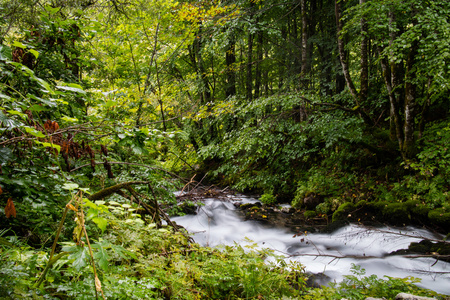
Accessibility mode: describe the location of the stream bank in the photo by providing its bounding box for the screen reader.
[172,189,450,295]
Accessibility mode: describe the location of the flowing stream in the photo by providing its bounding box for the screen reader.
[171,195,450,295]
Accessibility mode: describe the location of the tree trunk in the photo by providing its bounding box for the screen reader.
[246,30,253,101]
[254,29,263,98]
[335,0,372,125]
[193,22,211,104]
[225,34,236,98]
[359,0,369,106]
[402,40,418,159]
[335,0,358,101]
[300,0,309,89]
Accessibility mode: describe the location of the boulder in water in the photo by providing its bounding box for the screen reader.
[395,293,437,300]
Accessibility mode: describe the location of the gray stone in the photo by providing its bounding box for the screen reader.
[365,297,385,300]
[395,293,437,300]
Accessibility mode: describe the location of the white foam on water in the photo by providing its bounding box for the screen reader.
[171,198,450,295]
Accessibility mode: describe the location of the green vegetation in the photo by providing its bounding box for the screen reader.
[304,264,441,300]
[1,0,450,298]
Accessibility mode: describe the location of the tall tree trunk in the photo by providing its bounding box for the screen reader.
[225,34,236,98]
[388,10,405,141]
[378,47,403,149]
[379,7,419,160]
[402,40,418,159]
[246,30,253,101]
[359,0,369,106]
[335,0,372,125]
[254,30,263,98]
[300,0,308,89]
[194,22,211,104]
[335,0,358,101]
[263,46,269,96]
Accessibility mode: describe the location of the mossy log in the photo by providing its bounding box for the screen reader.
[88,181,150,201]
[87,181,161,226]
[87,181,193,242]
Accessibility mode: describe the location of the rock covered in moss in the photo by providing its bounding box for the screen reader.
[332,202,355,222]
[428,209,450,232]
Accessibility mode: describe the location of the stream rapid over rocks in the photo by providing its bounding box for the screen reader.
[171,194,450,295]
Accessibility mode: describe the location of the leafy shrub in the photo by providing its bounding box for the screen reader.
[260,193,277,205]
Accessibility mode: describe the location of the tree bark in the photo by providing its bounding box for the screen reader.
[402,39,418,159]
[335,0,372,125]
[300,0,309,89]
[254,29,263,98]
[335,0,358,101]
[359,0,369,106]
[246,31,253,101]
[225,34,236,98]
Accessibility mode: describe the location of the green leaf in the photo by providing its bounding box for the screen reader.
[0,44,12,61]
[35,77,54,94]
[24,127,46,138]
[29,104,48,112]
[28,49,39,59]
[34,140,61,153]
[93,243,110,271]
[56,85,86,94]
[61,115,79,122]
[6,110,27,119]
[28,94,58,107]
[62,183,79,190]
[0,147,14,164]
[0,93,12,101]
[12,41,26,49]
[85,208,99,220]
[0,111,23,129]
[68,246,90,271]
[92,217,108,233]
[44,5,60,14]
[105,100,117,108]
[110,244,137,260]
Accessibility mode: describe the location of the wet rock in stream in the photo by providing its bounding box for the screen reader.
[237,202,341,234]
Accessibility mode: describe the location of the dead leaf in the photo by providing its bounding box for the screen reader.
[95,275,102,291]
[73,216,84,243]
[66,203,78,212]
[0,186,3,195]
[5,198,16,218]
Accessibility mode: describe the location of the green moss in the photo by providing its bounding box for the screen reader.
[409,240,433,253]
[428,209,450,231]
[304,210,317,219]
[403,199,420,210]
[382,203,410,225]
[372,201,389,211]
[410,204,430,220]
[355,200,367,208]
[332,202,355,222]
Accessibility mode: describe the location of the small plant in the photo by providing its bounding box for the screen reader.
[304,210,317,219]
[329,264,438,300]
[260,193,277,205]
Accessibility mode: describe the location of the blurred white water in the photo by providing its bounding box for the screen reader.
[171,196,450,295]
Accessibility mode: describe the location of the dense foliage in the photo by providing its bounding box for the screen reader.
[1,0,450,298]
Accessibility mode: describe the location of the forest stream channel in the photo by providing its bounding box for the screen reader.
[171,192,450,295]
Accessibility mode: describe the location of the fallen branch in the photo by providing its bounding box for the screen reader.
[281,251,450,264]
[88,181,150,201]
[70,161,179,178]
